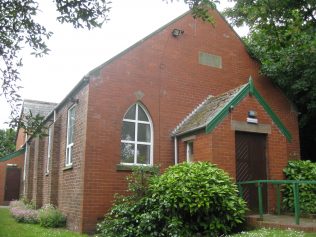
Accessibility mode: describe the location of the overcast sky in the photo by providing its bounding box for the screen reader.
[0,0,244,129]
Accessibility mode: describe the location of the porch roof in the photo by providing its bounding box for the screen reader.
[0,147,25,162]
[172,83,247,136]
[172,78,292,142]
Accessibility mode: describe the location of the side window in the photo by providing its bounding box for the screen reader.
[186,141,194,162]
[66,105,76,166]
[46,126,52,173]
[121,103,153,165]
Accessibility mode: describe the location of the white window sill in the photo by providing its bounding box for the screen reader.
[63,165,73,171]
[116,163,152,171]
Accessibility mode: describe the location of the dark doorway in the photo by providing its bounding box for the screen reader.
[235,132,267,212]
[4,167,21,201]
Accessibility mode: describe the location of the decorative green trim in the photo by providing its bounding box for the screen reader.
[0,148,25,162]
[252,87,292,141]
[205,84,249,133]
[205,79,292,142]
[249,76,254,95]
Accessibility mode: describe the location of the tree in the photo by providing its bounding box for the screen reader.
[224,0,316,161]
[0,128,16,157]
[1,0,216,137]
[1,0,111,117]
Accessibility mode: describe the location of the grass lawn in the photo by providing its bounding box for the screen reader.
[1,207,316,237]
[0,208,88,237]
[230,228,316,237]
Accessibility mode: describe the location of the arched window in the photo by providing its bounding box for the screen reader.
[121,103,153,165]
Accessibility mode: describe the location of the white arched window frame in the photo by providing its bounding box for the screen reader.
[121,103,153,165]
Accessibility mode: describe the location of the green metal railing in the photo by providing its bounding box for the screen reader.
[237,180,316,225]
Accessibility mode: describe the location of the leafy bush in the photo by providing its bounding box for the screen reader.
[20,196,36,210]
[9,200,39,224]
[282,160,316,214]
[38,204,66,228]
[97,162,247,237]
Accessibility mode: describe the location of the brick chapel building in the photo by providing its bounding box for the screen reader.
[2,10,300,233]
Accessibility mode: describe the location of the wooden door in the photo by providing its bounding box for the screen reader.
[235,132,267,212]
[4,167,21,201]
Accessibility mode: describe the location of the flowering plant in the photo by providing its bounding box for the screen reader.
[9,200,39,224]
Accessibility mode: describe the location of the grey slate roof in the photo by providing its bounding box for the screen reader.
[23,99,57,117]
[173,83,247,136]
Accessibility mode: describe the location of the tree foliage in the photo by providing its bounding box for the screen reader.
[0,128,16,157]
[0,0,111,118]
[224,0,316,160]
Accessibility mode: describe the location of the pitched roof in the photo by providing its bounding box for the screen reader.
[22,99,57,117]
[173,83,247,136]
[172,78,292,142]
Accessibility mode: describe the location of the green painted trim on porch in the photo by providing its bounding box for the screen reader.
[0,147,25,162]
[252,86,292,141]
[205,84,249,133]
[205,79,292,142]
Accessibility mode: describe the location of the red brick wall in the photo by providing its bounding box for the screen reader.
[176,95,290,211]
[21,10,300,233]
[42,119,62,206]
[25,141,34,201]
[53,85,89,232]
[22,85,88,232]
[31,138,44,208]
[80,10,299,233]
[15,128,26,150]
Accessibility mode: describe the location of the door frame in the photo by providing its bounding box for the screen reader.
[235,131,268,212]
[4,166,21,202]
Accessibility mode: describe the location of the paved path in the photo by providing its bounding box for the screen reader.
[247,214,316,232]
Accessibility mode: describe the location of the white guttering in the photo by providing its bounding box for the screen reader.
[174,136,178,165]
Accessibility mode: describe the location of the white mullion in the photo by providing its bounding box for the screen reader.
[123,118,136,123]
[121,140,136,144]
[123,118,150,124]
[121,140,150,145]
[136,141,151,145]
[137,121,150,125]
[46,127,51,173]
[134,104,139,164]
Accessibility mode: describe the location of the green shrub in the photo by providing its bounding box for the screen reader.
[282,160,316,214]
[38,204,66,228]
[97,162,247,237]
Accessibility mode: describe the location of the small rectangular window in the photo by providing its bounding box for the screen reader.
[186,142,194,162]
[46,126,52,173]
[66,105,76,166]
[199,51,222,69]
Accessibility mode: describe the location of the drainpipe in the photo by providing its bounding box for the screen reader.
[174,136,178,165]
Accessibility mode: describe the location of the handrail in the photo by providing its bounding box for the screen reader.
[236,180,316,225]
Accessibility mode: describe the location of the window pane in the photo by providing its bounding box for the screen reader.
[121,121,135,141]
[121,143,135,163]
[137,145,150,164]
[66,146,72,165]
[68,125,74,144]
[124,104,136,120]
[67,107,76,145]
[138,106,149,121]
[137,124,150,142]
[187,142,194,162]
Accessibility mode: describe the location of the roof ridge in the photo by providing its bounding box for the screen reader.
[24,99,57,105]
[172,94,213,135]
